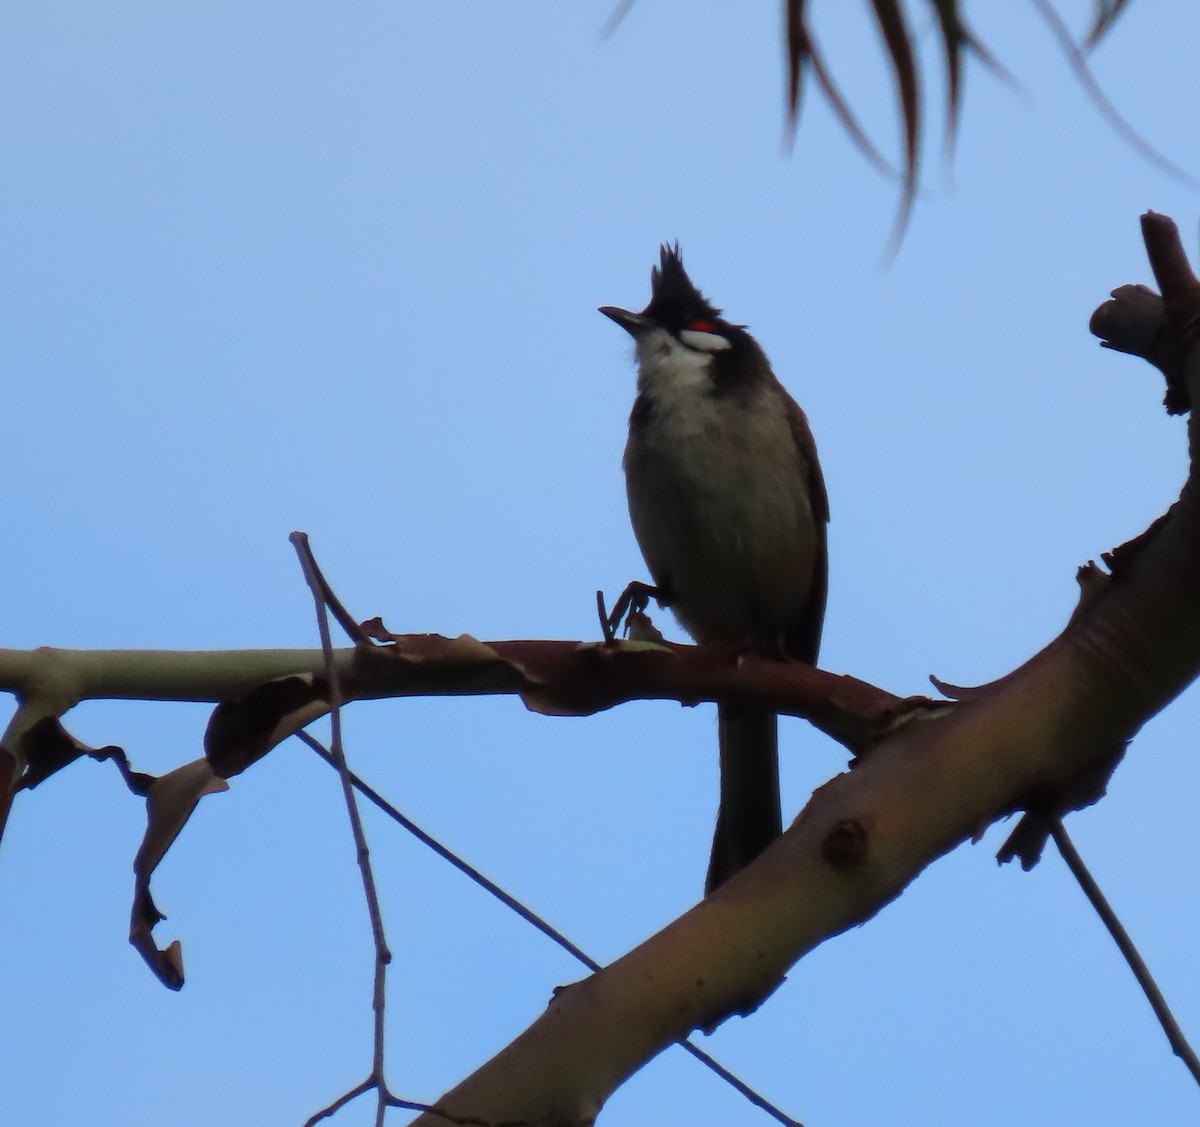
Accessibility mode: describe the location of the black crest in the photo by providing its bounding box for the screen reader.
[644,242,722,325]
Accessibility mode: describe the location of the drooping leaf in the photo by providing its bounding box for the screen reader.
[1032,0,1195,185]
[928,0,1015,149]
[205,673,331,778]
[785,0,809,129]
[786,0,897,177]
[868,0,919,246]
[1084,0,1133,50]
[131,759,231,990]
[808,27,899,177]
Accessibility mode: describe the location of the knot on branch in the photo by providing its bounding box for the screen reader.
[822,819,869,869]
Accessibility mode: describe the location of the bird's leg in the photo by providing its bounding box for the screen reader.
[602,580,664,641]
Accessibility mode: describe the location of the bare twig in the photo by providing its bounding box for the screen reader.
[1048,818,1200,1087]
[292,531,374,644]
[298,730,600,970]
[291,532,395,1126]
[299,730,805,1127]
[302,1078,375,1127]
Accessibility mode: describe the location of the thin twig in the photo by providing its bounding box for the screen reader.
[1048,817,1200,1087]
[290,532,395,1126]
[299,730,804,1127]
[297,731,601,971]
[302,1078,375,1127]
[292,530,373,643]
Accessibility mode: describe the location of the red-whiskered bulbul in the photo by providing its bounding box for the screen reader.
[601,243,829,894]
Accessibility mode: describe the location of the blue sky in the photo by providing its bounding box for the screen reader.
[4,2,1200,1124]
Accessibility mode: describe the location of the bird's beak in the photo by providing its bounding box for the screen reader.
[599,306,651,337]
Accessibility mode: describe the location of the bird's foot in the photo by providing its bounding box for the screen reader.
[597,580,663,642]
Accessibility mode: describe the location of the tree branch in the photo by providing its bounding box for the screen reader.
[4,212,1198,1127]
[1048,818,1200,1086]
[0,636,913,791]
[404,213,1200,1126]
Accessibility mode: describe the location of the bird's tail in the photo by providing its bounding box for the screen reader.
[705,705,782,894]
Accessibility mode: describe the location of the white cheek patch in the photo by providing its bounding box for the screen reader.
[636,328,714,398]
[679,328,732,353]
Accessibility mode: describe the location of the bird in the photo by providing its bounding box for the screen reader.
[600,243,829,894]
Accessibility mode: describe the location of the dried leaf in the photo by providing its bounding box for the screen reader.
[205,674,331,778]
[15,716,154,794]
[16,717,94,789]
[130,758,229,989]
[363,624,507,665]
